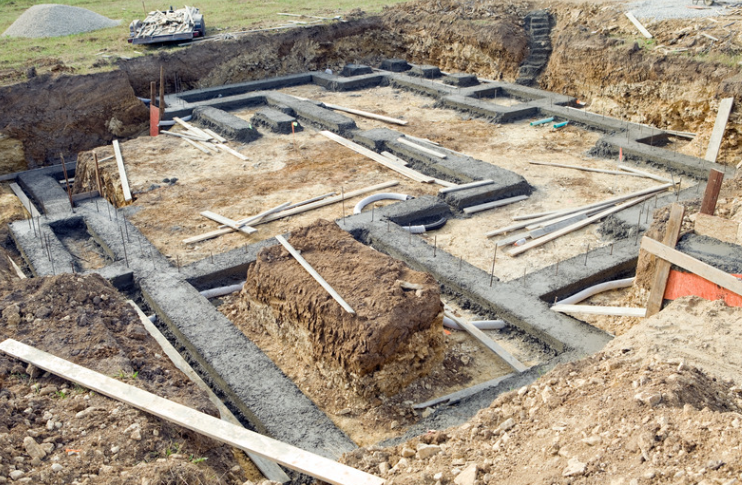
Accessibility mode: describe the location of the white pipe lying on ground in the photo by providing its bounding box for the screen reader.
[443,316,506,331]
[199,282,245,299]
[401,225,427,234]
[556,277,635,305]
[353,193,412,214]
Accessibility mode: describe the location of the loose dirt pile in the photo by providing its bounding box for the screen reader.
[239,219,444,398]
[2,5,120,38]
[342,297,742,484]
[0,274,254,484]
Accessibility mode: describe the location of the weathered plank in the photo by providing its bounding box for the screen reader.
[645,203,685,317]
[113,140,132,202]
[705,97,734,162]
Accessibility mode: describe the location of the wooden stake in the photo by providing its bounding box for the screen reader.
[700,169,724,215]
[113,140,132,202]
[645,203,685,317]
[159,66,165,120]
[60,153,73,207]
[275,235,355,315]
[93,152,103,194]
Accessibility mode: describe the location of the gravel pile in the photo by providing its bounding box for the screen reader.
[628,0,728,21]
[2,4,120,38]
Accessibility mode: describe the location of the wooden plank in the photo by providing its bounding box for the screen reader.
[509,192,658,256]
[694,212,739,244]
[529,213,588,238]
[217,201,293,230]
[203,128,227,143]
[173,117,212,141]
[413,373,514,409]
[161,130,210,142]
[641,236,742,298]
[439,179,494,194]
[528,160,647,177]
[551,304,647,317]
[127,303,289,483]
[275,235,355,315]
[0,339,382,485]
[625,11,653,38]
[705,97,734,162]
[7,256,26,279]
[184,182,398,244]
[219,143,249,161]
[700,169,725,215]
[200,211,257,234]
[463,195,529,215]
[379,152,434,183]
[496,231,531,248]
[320,131,432,183]
[444,307,528,372]
[617,165,673,183]
[380,151,408,166]
[113,140,132,202]
[645,203,685,317]
[323,102,408,126]
[524,203,612,231]
[397,137,447,158]
[9,183,40,217]
[186,201,291,244]
[183,137,212,154]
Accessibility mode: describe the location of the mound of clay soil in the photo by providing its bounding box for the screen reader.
[239,219,444,397]
[342,297,742,483]
[0,274,251,484]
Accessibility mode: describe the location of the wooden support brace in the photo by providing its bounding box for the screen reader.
[641,236,742,298]
[700,169,724,215]
[645,203,685,317]
[113,140,132,202]
[0,339,382,485]
[275,235,355,315]
[397,137,447,158]
[200,211,257,234]
[705,97,734,163]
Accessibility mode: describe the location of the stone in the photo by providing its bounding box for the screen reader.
[499,418,516,432]
[416,444,442,459]
[401,447,415,458]
[9,470,24,480]
[562,457,586,477]
[23,436,46,460]
[635,392,662,407]
[40,443,54,454]
[582,435,602,446]
[454,463,478,485]
[50,463,63,473]
[2,304,21,327]
[378,462,390,474]
[111,446,120,454]
[130,429,142,441]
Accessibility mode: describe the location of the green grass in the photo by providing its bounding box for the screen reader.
[0,0,406,80]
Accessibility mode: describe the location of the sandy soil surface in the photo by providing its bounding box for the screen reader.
[342,297,742,484]
[0,274,258,484]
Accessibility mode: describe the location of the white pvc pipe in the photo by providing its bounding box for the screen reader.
[557,277,635,305]
[443,316,506,331]
[158,115,192,127]
[199,282,245,299]
[401,225,426,234]
[353,193,412,215]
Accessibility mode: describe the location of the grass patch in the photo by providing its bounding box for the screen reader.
[0,0,405,81]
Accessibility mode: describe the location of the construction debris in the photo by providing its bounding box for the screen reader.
[128,6,206,44]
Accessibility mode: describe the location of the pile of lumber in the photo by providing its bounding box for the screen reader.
[131,6,198,38]
[162,118,247,161]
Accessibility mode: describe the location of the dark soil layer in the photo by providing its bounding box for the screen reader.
[241,219,444,397]
[0,274,249,484]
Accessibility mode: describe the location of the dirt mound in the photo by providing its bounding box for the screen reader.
[0,70,148,171]
[341,298,742,483]
[239,219,444,397]
[2,4,120,38]
[0,274,249,484]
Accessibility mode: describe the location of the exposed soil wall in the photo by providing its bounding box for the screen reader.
[240,219,444,397]
[0,71,148,170]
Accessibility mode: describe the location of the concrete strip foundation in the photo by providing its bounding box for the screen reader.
[6,62,728,476]
[192,106,260,143]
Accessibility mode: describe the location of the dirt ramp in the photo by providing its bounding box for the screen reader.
[240,219,444,397]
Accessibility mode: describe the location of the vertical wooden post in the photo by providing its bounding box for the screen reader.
[645,203,685,317]
[93,153,102,194]
[700,169,724,215]
[60,153,74,207]
[159,66,165,120]
[150,81,159,137]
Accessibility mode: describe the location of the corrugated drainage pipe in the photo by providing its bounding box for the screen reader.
[353,193,413,215]
[443,316,506,331]
[400,216,449,234]
[557,277,635,305]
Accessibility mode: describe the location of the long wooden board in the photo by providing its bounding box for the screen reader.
[508,191,659,256]
[275,235,355,314]
[413,373,514,409]
[200,211,257,234]
[463,195,529,215]
[641,236,742,297]
[528,160,647,178]
[9,183,41,217]
[184,182,398,244]
[439,179,494,194]
[705,97,734,162]
[0,339,383,485]
[444,308,528,372]
[323,103,408,126]
[625,11,653,38]
[113,140,132,202]
[397,138,447,158]
[645,203,685,317]
[320,131,432,183]
[127,303,289,483]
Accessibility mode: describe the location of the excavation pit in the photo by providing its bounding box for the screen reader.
[48,217,112,272]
